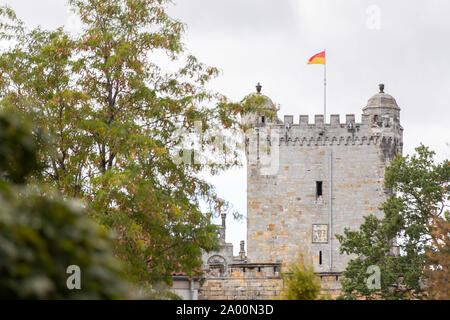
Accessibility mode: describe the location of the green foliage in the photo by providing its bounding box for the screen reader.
[281,250,323,300]
[0,110,39,184]
[0,190,131,299]
[0,110,131,299]
[337,145,450,299]
[0,1,261,284]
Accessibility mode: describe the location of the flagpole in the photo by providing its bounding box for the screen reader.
[324,48,327,122]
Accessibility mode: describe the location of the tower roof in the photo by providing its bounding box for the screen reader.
[363,84,400,111]
[250,93,278,111]
[244,83,278,112]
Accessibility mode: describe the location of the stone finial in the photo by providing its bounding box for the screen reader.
[239,240,246,260]
[219,213,226,242]
[256,82,262,94]
[221,213,226,228]
[364,83,399,111]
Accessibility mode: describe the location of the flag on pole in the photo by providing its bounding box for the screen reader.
[307,51,325,65]
[307,50,327,119]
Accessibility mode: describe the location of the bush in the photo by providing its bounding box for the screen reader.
[281,250,323,300]
[0,192,132,299]
[0,110,131,299]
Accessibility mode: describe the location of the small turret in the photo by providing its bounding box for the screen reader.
[363,84,400,127]
[242,83,279,127]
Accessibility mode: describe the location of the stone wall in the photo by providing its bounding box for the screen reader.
[199,263,283,300]
[318,273,344,299]
[198,264,344,300]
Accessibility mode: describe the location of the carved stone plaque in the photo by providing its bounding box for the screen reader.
[206,255,226,277]
[207,255,226,266]
[312,224,328,243]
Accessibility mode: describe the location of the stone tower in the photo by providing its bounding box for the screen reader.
[245,83,403,274]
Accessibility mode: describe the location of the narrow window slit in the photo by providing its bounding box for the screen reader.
[316,181,323,198]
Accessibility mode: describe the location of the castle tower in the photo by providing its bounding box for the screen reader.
[245,83,403,274]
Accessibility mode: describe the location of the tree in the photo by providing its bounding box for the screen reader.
[281,249,323,300]
[0,110,132,299]
[425,213,450,300]
[0,1,258,284]
[336,145,450,300]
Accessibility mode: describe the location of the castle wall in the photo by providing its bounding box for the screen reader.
[246,114,402,273]
[198,264,343,300]
[198,264,283,300]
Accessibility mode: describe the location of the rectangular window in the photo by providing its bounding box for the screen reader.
[319,251,322,265]
[316,181,323,197]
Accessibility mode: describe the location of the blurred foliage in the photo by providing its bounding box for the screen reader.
[0,110,38,184]
[281,249,325,300]
[0,110,133,299]
[0,190,131,299]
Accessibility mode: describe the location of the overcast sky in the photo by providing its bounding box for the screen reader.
[2,0,449,254]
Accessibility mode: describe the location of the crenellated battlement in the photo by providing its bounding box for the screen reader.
[283,114,359,126]
[245,109,403,172]
[249,112,402,149]
[279,113,400,127]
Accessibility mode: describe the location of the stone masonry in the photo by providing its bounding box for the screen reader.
[199,264,283,300]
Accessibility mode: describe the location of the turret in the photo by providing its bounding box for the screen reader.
[242,83,279,127]
[363,83,401,127]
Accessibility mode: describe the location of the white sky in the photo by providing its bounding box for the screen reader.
[2,0,449,255]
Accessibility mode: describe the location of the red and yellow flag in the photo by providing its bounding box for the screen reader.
[307,51,325,65]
